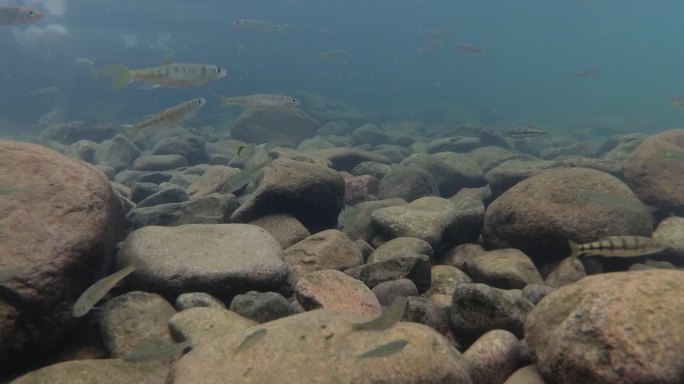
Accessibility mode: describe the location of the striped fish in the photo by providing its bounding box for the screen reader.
[218,94,300,109]
[0,6,43,26]
[134,98,206,129]
[97,63,226,90]
[568,236,666,259]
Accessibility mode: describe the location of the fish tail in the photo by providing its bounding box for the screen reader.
[211,92,231,106]
[96,64,132,90]
[568,240,581,259]
[278,24,290,30]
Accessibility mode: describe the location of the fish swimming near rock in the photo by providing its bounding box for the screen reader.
[218,93,300,109]
[228,156,273,194]
[133,98,206,130]
[358,339,409,359]
[235,328,267,353]
[232,19,289,32]
[72,264,137,317]
[0,6,43,26]
[568,236,666,259]
[123,339,192,362]
[352,296,408,331]
[504,127,548,139]
[97,63,227,90]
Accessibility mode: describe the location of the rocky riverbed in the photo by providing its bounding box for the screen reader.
[1,114,683,384]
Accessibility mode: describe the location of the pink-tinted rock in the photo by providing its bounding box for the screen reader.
[0,140,124,371]
[295,269,381,317]
[463,329,522,384]
[525,270,684,384]
[623,129,684,215]
[340,171,380,206]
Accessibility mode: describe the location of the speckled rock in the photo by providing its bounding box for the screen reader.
[310,147,391,172]
[344,254,432,292]
[127,193,239,229]
[544,257,586,288]
[426,136,483,153]
[449,283,534,344]
[230,158,345,232]
[120,224,287,301]
[377,166,439,202]
[94,133,142,165]
[404,296,455,344]
[175,293,226,311]
[623,129,684,215]
[167,309,473,384]
[399,152,486,197]
[152,135,209,165]
[525,270,684,384]
[0,140,124,371]
[129,181,160,203]
[295,269,382,316]
[502,365,546,384]
[442,243,487,269]
[482,168,654,261]
[371,278,419,306]
[169,307,256,346]
[248,214,311,249]
[64,139,98,163]
[372,196,482,250]
[9,358,169,384]
[133,154,187,171]
[653,216,684,260]
[283,229,364,288]
[99,291,177,357]
[463,330,522,384]
[229,291,298,323]
[484,159,555,197]
[338,198,407,243]
[351,161,392,179]
[231,108,319,145]
[427,265,473,296]
[340,171,380,205]
[522,284,554,305]
[463,249,543,289]
[367,237,433,263]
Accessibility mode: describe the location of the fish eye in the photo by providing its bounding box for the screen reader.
[28,11,35,16]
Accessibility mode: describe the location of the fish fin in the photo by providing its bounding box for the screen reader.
[568,240,582,259]
[96,64,132,91]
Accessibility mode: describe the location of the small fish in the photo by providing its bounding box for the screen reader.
[358,339,409,359]
[352,296,408,331]
[570,69,597,78]
[0,6,43,26]
[568,236,666,259]
[235,328,267,353]
[319,49,351,61]
[504,127,548,139]
[417,40,442,54]
[28,86,60,95]
[219,94,300,109]
[96,63,226,90]
[420,28,456,42]
[123,339,192,362]
[0,268,21,283]
[232,19,289,32]
[72,264,136,317]
[228,156,272,194]
[74,57,95,66]
[134,98,206,130]
[453,43,486,54]
[671,94,684,109]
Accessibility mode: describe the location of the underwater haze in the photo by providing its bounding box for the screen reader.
[2,0,684,135]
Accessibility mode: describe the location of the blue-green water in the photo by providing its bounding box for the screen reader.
[2,0,684,135]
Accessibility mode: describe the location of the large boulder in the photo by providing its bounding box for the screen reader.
[0,140,124,372]
[482,168,653,261]
[525,270,684,384]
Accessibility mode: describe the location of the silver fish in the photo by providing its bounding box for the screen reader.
[134,98,206,129]
[358,339,408,359]
[0,6,43,26]
[352,296,408,331]
[123,339,192,362]
[235,328,267,353]
[219,93,300,109]
[504,127,548,139]
[228,157,272,194]
[568,236,665,259]
[72,264,136,317]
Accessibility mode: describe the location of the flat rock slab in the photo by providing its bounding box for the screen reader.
[10,358,169,384]
[525,269,684,384]
[167,309,473,384]
[0,140,124,369]
[120,224,287,301]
